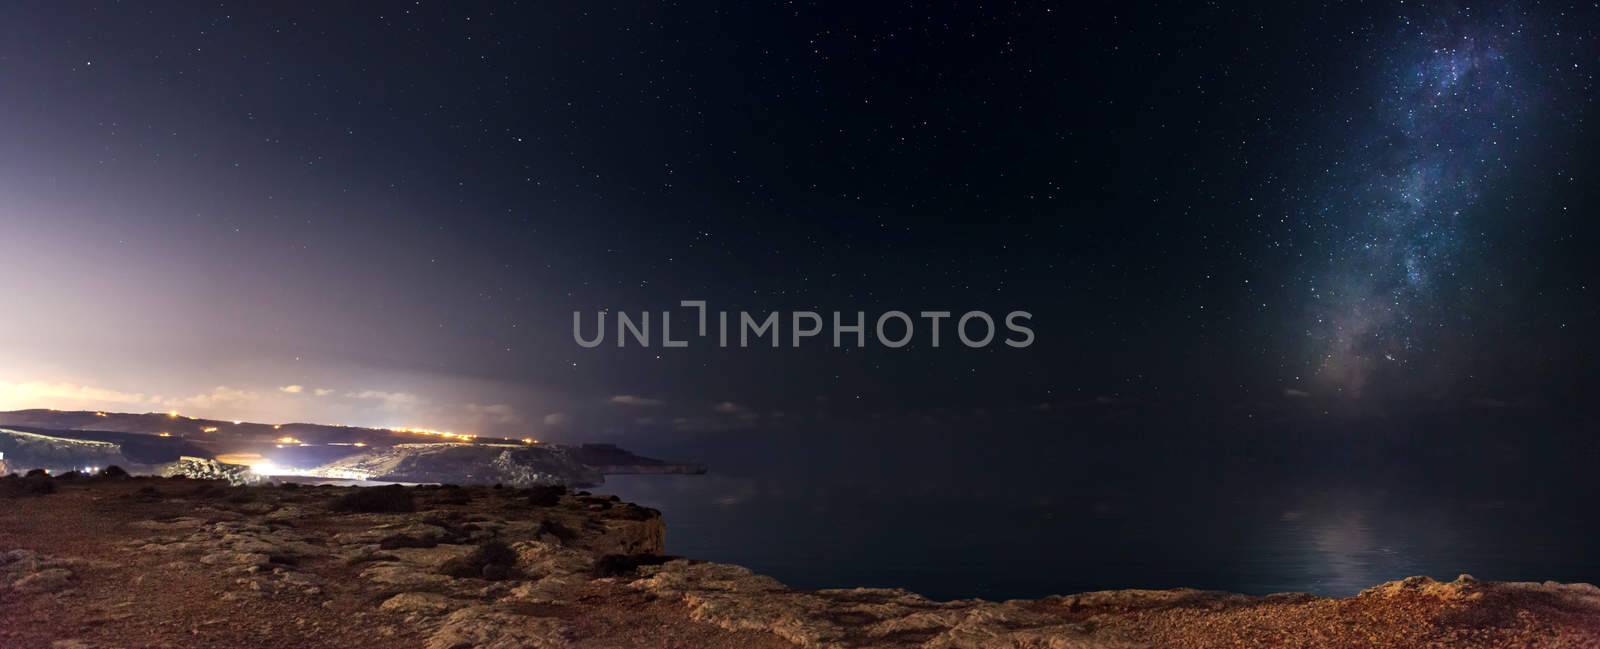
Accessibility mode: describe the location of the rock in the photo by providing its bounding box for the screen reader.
[341,545,397,566]
[385,544,475,570]
[220,534,283,555]
[425,607,570,649]
[130,518,208,532]
[14,568,73,594]
[158,457,261,486]
[513,540,594,578]
[634,560,787,597]
[360,564,455,590]
[631,561,1117,649]
[1,549,40,570]
[199,551,271,568]
[380,592,463,616]
[1358,575,1482,601]
[506,575,583,605]
[279,573,320,589]
[335,522,449,547]
[586,517,666,556]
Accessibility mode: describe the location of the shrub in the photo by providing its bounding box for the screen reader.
[328,485,415,513]
[99,465,130,479]
[535,519,578,543]
[24,477,56,496]
[592,554,675,579]
[612,503,660,521]
[432,489,472,506]
[189,484,222,499]
[2,474,57,497]
[438,540,518,580]
[129,485,163,503]
[378,533,437,550]
[526,485,567,507]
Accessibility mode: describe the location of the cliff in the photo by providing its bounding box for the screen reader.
[300,442,608,487]
[3,477,1598,648]
[0,427,135,474]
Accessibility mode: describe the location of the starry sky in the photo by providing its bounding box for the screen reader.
[1,1,1597,448]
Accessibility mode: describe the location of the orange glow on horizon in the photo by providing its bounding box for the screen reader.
[389,426,476,441]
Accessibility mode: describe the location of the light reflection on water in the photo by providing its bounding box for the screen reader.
[596,474,1597,600]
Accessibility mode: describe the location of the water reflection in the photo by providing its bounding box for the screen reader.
[597,474,1598,600]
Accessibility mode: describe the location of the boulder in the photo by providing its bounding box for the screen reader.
[14,568,73,594]
[425,606,570,649]
[380,592,463,616]
[159,457,260,486]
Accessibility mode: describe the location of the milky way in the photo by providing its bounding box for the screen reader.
[1311,15,1530,396]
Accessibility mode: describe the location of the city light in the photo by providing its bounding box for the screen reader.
[388,426,476,441]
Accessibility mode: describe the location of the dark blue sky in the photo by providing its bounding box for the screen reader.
[1,1,1596,445]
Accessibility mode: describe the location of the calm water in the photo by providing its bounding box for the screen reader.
[597,473,1597,600]
[595,419,1600,600]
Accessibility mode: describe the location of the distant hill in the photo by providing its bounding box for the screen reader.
[0,408,453,448]
[0,408,704,482]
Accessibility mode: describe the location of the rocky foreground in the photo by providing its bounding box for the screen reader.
[3,476,1599,648]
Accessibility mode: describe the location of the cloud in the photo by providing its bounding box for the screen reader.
[609,394,664,407]
[0,379,265,416]
[279,385,304,394]
[313,388,334,397]
[1284,388,1311,398]
[348,390,422,411]
[466,403,522,425]
[0,381,150,408]
[159,386,258,410]
[542,412,569,427]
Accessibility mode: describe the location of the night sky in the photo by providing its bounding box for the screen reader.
[2,1,1597,449]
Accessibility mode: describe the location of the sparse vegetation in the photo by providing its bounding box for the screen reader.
[328,485,415,513]
[1,473,57,497]
[188,483,222,499]
[431,488,472,506]
[378,533,437,550]
[129,485,163,503]
[593,553,675,578]
[612,503,660,521]
[535,518,578,543]
[438,539,518,580]
[526,484,567,507]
